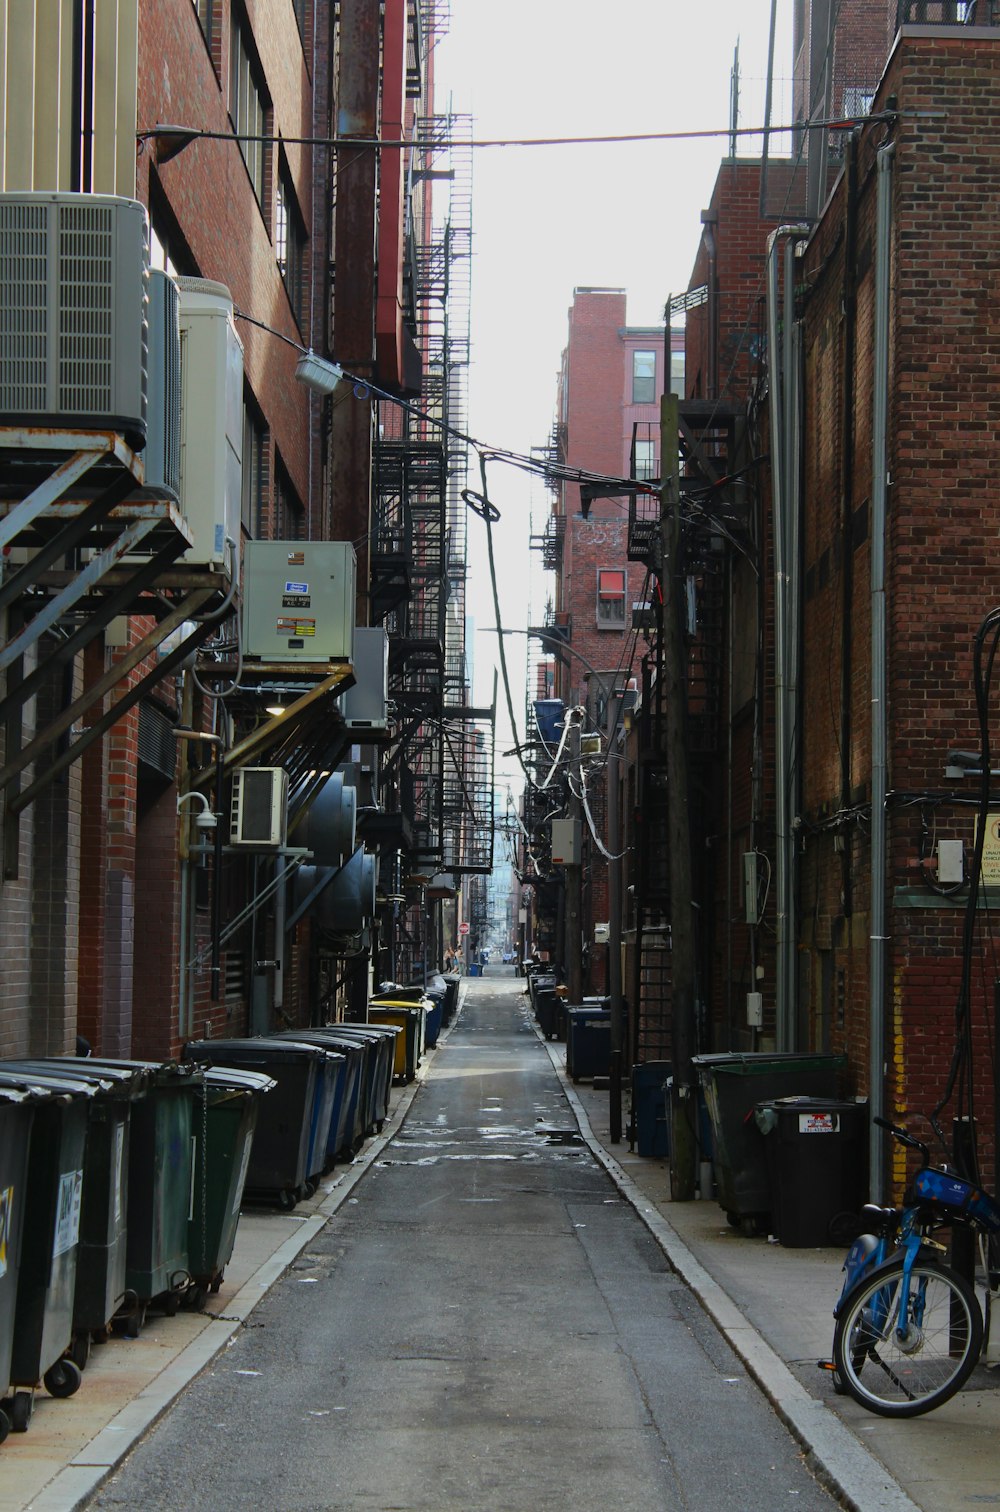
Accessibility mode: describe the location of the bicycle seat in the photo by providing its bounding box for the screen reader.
[861,1203,897,1228]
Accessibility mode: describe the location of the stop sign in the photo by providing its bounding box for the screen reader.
[459,921,470,935]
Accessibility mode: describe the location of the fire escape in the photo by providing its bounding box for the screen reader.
[371,105,493,956]
[624,398,749,1064]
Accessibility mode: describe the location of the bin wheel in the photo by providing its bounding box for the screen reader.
[184,1285,208,1312]
[277,1188,297,1211]
[93,1327,110,1346]
[124,1304,146,1339]
[43,1359,82,1399]
[209,1272,224,1295]
[70,1332,91,1372]
[10,1390,33,1432]
[0,1406,10,1445]
[161,1289,181,1318]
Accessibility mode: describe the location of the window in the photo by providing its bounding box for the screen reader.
[192,0,216,48]
[229,9,269,207]
[670,349,685,399]
[274,458,305,540]
[597,569,627,626]
[276,165,307,327]
[634,439,657,481]
[632,349,656,405]
[242,400,267,537]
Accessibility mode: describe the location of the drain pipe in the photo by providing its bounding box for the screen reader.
[766,223,809,1049]
[869,141,895,1203]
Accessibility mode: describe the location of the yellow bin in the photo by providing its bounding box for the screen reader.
[367,1001,425,1083]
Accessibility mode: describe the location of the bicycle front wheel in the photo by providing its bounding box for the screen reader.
[832,1257,983,1418]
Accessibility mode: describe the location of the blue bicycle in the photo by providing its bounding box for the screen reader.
[825,1116,1000,1417]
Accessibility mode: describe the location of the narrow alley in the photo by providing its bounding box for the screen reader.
[89,976,835,1512]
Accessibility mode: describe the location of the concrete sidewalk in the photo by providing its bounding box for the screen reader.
[551,1034,1000,1512]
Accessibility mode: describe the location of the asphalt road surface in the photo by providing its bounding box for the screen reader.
[91,977,836,1511]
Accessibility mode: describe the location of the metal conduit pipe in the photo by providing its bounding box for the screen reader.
[765,224,809,1049]
[869,141,896,1203]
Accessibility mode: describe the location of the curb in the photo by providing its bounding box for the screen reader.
[536,1024,922,1512]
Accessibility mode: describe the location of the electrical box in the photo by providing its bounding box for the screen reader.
[231,767,289,848]
[551,817,581,866]
[341,626,389,730]
[594,922,610,945]
[937,839,964,885]
[0,192,149,446]
[175,277,244,578]
[242,541,356,663]
[743,851,759,924]
[746,991,763,1029]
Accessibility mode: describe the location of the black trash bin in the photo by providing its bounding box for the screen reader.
[692,1052,847,1231]
[756,1097,869,1246]
[0,1067,96,1426]
[2,1058,150,1368]
[566,1007,611,1082]
[631,1062,672,1156]
[0,1079,43,1443]
[188,1066,275,1297]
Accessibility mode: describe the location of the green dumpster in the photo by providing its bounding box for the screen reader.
[86,1059,204,1323]
[692,1052,847,1232]
[0,1067,95,1428]
[188,1066,275,1300]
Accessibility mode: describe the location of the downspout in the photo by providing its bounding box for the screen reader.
[766,224,809,1049]
[840,133,860,919]
[869,141,896,1203]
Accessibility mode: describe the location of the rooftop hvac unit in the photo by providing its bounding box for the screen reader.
[242,541,356,663]
[0,192,149,446]
[143,270,181,502]
[341,626,389,731]
[175,277,243,579]
[230,766,289,848]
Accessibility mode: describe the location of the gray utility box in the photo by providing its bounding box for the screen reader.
[341,626,389,731]
[242,541,356,662]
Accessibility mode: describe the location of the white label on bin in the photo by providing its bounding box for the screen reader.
[112,1122,125,1224]
[53,1170,83,1257]
[232,1136,254,1218]
[799,1113,838,1134]
[0,1186,12,1278]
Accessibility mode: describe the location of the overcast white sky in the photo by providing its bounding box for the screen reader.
[434,1,792,783]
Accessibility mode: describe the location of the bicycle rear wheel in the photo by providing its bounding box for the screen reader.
[832,1257,983,1417]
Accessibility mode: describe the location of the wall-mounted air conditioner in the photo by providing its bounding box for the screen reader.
[175,277,243,580]
[242,541,356,663]
[0,192,149,446]
[143,270,181,503]
[230,766,289,848]
[341,626,389,731]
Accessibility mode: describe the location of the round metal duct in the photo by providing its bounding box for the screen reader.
[305,772,357,865]
[295,847,376,931]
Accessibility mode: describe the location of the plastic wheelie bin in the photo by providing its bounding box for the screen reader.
[367,1001,425,1082]
[631,1062,672,1156]
[2,1058,150,1368]
[270,1029,367,1161]
[692,1052,847,1232]
[441,974,460,1026]
[188,1066,275,1297]
[0,1066,96,1428]
[755,1096,869,1246]
[0,1078,44,1444]
[184,1039,323,1207]
[566,1007,611,1082]
[331,1024,398,1131]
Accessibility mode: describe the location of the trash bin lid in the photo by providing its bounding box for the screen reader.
[1,1057,149,1098]
[0,1066,97,1100]
[84,1056,203,1088]
[692,1052,847,1076]
[201,1066,277,1095]
[0,1075,53,1105]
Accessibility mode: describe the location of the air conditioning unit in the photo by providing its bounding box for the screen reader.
[0,192,149,446]
[143,270,182,503]
[175,277,244,579]
[230,766,289,848]
[242,541,356,663]
[341,626,389,731]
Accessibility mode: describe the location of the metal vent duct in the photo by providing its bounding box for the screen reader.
[304,772,357,865]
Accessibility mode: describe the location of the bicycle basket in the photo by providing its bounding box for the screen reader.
[911,1167,1000,1233]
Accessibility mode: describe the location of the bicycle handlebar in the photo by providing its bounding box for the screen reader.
[874,1115,930,1167]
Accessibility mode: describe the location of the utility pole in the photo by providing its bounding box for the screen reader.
[565,714,583,1004]
[607,727,624,1143]
[660,393,697,1201]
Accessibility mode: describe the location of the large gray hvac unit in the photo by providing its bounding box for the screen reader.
[0,192,149,446]
[143,269,182,502]
[340,626,389,732]
[242,540,356,663]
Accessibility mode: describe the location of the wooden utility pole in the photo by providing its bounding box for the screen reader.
[660,394,697,1201]
[565,715,583,1004]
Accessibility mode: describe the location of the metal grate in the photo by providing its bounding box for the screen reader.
[58,202,114,412]
[0,202,49,411]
